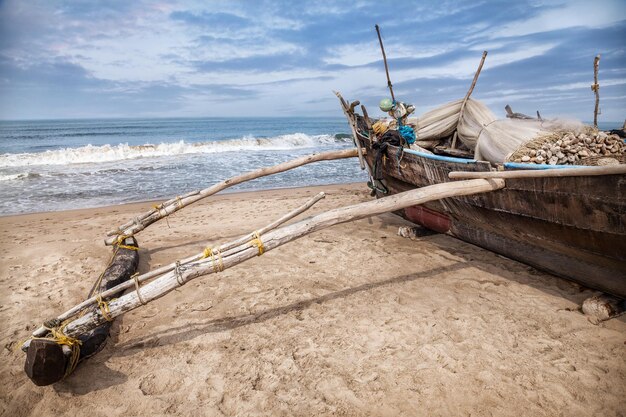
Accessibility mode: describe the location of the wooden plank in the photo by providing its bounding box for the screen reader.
[449,165,626,179]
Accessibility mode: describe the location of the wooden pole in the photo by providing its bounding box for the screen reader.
[592,54,601,128]
[52,178,506,338]
[334,91,366,170]
[452,51,487,149]
[462,51,488,108]
[30,192,326,338]
[449,165,626,180]
[375,24,395,102]
[105,149,361,245]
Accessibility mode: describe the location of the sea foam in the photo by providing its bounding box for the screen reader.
[0,133,347,167]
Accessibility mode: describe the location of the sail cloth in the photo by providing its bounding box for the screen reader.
[410,98,497,150]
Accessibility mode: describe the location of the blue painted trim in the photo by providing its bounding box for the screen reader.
[403,148,477,164]
[504,162,589,170]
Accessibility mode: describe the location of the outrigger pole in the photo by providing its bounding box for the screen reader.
[34,178,507,341]
[375,24,395,102]
[104,149,362,245]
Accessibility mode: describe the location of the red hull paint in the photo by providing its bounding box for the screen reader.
[404,205,451,233]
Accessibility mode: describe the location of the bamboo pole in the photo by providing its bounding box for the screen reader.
[592,54,601,128]
[30,192,326,338]
[54,178,505,338]
[375,24,395,102]
[104,149,361,245]
[452,51,487,149]
[449,165,626,180]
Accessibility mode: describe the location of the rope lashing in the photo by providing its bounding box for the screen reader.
[591,83,599,92]
[116,235,138,251]
[250,231,265,256]
[176,196,183,209]
[174,261,185,286]
[95,294,113,322]
[154,203,172,228]
[211,249,224,273]
[133,273,146,305]
[49,325,82,377]
[202,246,223,273]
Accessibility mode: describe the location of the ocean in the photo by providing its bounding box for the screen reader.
[1,118,622,216]
[0,118,366,216]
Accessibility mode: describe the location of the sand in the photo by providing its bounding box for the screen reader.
[0,183,624,417]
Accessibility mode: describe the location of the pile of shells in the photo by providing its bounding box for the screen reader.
[508,129,625,165]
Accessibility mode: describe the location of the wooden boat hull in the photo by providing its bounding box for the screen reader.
[361,140,626,298]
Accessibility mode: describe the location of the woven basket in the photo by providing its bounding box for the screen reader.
[578,154,626,166]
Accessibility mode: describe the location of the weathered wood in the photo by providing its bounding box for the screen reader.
[582,294,625,323]
[24,339,67,386]
[105,149,360,245]
[24,238,139,385]
[592,55,601,128]
[505,104,534,120]
[58,179,505,338]
[334,91,366,170]
[449,165,626,179]
[375,24,395,102]
[31,193,325,338]
[459,51,487,118]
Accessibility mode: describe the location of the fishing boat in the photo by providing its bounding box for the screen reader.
[336,93,626,299]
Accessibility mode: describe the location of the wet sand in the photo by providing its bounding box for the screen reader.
[1,183,624,416]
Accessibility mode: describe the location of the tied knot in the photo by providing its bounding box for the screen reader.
[250,231,265,256]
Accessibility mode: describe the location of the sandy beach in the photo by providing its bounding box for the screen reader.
[1,182,624,416]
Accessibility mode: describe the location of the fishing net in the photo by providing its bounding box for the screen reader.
[410,96,605,165]
[411,98,496,150]
[474,119,586,163]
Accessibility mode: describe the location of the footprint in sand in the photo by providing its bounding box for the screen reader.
[139,370,184,396]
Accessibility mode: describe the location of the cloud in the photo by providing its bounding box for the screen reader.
[487,0,626,38]
[0,0,624,120]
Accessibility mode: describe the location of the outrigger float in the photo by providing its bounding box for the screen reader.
[20,27,626,386]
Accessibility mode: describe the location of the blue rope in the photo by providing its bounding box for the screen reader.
[398,125,415,145]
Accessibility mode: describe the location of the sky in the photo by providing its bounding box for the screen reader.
[0,0,625,122]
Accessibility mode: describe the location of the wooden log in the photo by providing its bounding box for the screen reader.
[582,294,625,323]
[24,238,139,385]
[104,149,360,245]
[31,193,325,338]
[57,178,505,338]
[449,165,626,180]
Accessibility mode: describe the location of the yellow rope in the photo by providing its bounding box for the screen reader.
[176,196,183,209]
[132,273,146,305]
[49,324,82,377]
[203,247,213,259]
[118,243,138,251]
[95,294,113,322]
[250,231,265,256]
[22,322,82,378]
[154,203,172,228]
[116,235,138,251]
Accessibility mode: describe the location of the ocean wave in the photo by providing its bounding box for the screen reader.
[0,172,41,181]
[0,133,350,167]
